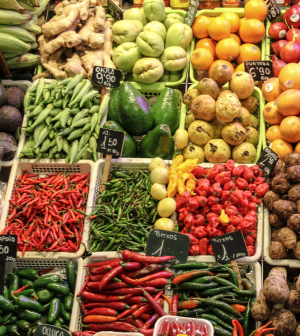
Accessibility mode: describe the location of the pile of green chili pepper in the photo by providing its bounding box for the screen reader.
[88,168,157,252]
[0,260,76,336]
[171,262,257,336]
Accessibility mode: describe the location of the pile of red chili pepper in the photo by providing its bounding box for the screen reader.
[157,317,210,336]
[78,250,175,336]
[1,170,90,255]
[175,160,269,256]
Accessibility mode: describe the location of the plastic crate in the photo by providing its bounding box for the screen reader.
[187,83,265,164]
[189,8,266,83]
[0,160,94,259]
[1,80,32,167]
[87,159,262,262]
[70,256,171,332]
[5,257,83,328]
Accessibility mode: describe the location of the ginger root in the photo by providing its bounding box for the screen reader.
[63,53,87,77]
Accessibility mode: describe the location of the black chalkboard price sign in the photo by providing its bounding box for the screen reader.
[146,229,190,265]
[265,0,281,22]
[184,0,198,26]
[107,0,124,21]
[34,324,71,336]
[97,128,125,158]
[257,146,280,175]
[91,66,123,89]
[210,230,249,264]
[244,60,274,82]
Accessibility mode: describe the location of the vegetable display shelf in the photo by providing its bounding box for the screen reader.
[70,256,171,332]
[4,257,83,327]
[87,159,263,262]
[189,8,267,84]
[0,160,94,259]
[1,80,32,167]
[187,83,265,164]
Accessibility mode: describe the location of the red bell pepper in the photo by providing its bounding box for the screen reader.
[193,214,205,227]
[189,244,200,255]
[242,166,255,182]
[217,229,224,236]
[208,245,214,255]
[231,190,249,207]
[220,191,231,203]
[215,171,232,185]
[223,180,235,191]
[187,198,199,212]
[255,183,269,198]
[175,196,186,211]
[237,207,248,215]
[207,226,219,238]
[235,177,248,190]
[229,216,240,226]
[232,166,243,177]
[239,221,254,235]
[203,205,211,215]
[195,179,210,196]
[224,159,235,171]
[181,191,191,201]
[248,229,257,239]
[225,224,236,233]
[199,238,209,255]
[210,183,222,197]
[207,196,220,207]
[254,177,265,185]
[245,235,255,246]
[247,245,255,256]
[247,183,257,193]
[194,196,207,207]
[184,214,194,230]
[223,200,234,208]
[225,206,238,217]
[193,226,207,238]
[191,166,205,178]
[211,204,223,214]
[251,165,260,177]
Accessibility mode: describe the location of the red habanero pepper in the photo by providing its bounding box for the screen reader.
[208,245,214,255]
[211,204,223,215]
[193,226,207,238]
[207,226,219,238]
[244,214,257,224]
[225,206,238,217]
[245,235,255,246]
[195,179,210,196]
[229,216,240,226]
[220,190,231,204]
[189,244,200,256]
[175,196,186,211]
[184,233,199,244]
[247,246,255,256]
[249,229,257,239]
[208,215,220,228]
[251,164,261,177]
[242,166,255,182]
[250,195,261,205]
[247,210,257,217]
[231,190,249,207]
[225,225,236,233]
[193,214,205,227]
[217,229,224,236]
[243,190,252,199]
[215,171,232,185]
[247,183,257,193]
[223,180,235,191]
[231,166,243,177]
[187,198,199,212]
[237,207,248,215]
[206,166,219,179]
[248,202,259,211]
[178,208,189,222]
[224,159,235,171]
[255,183,269,198]
[207,196,220,207]
[199,238,209,255]
[254,177,265,185]
[235,177,248,190]
[239,221,254,235]
[210,183,222,197]
[194,196,207,207]
[181,191,191,202]
[184,214,194,230]
[202,205,211,215]
[191,166,205,178]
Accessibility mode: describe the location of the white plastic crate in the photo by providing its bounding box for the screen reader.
[1,80,32,167]
[70,256,171,332]
[0,160,94,259]
[87,159,262,262]
[5,257,83,328]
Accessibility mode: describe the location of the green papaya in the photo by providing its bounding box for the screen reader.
[117,82,153,136]
[108,89,124,127]
[152,88,179,135]
[103,121,137,158]
[139,124,174,159]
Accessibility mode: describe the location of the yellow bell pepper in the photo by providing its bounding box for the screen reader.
[171,155,184,168]
[177,171,186,195]
[219,209,230,226]
[175,159,198,173]
[186,173,197,192]
[167,172,178,198]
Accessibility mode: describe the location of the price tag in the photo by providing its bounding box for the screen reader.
[265,0,281,22]
[97,128,125,158]
[210,230,249,264]
[91,66,123,89]
[107,0,124,21]
[0,235,17,262]
[146,229,190,265]
[257,146,280,175]
[34,325,71,336]
[244,60,274,82]
[184,0,198,26]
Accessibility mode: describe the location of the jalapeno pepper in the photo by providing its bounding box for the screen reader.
[0,295,14,312]
[40,302,51,314]
[15,289,35,298]
[36,289,56,304]
[16,269,39,281]
[33,275,62,289]
[63,294,73,311]
[53,320,62,328]
[0,326,6,336]
[47,283,70,296]
[16,308,42,322]
[14,295,43,313]
[19,279,33,288]
[5,325,19,336]
[48,298,61,324]
[60,303,70,321]
[16,321,30,333]
[7,274,19,300]
[65,260,76,294]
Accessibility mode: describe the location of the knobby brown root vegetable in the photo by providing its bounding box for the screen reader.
[269,241,288,260]
[264,190,281,211]
[293,241,300,260]
[289,184,300,202]
[269,213,284,228]
[278,227,297,249]
[63,53,86,77]
[273,200,296,220]
[271,159,286,177]
[251,289,271,321]
[272,173,291,194]
[288,214,300,231]
[286,290,300,314]
[296,276,300,292]
[293,325,300,336]
[287,165,300,183]
[285,153,300,168]
[263,267,290,306]
[272,229,282,242]
[270,308,296,336]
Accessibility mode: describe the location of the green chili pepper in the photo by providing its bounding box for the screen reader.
[63,294,73,311]
[232,287,256,297]
[59,304,70,321]
[179,282,218,291]
[228,268,240,288]
[46,283,70,296]
[5,326,19,336]
[48,298,61,324]
[0,295,14,312]
[201,314,233,331]
[212,308,243,325]
[213,326,232,336]
[16,321,30,333]
[65,260,76,294]
[16,308,42,323]
[8,274,19,300]
[33,275,61,289]
[213,277,239,288]
[14,295,43,313]
[16,269,39,281]
[36,289,55,304]
[198,285,234,298]
[243,298,252,336]
[40,302,51,315]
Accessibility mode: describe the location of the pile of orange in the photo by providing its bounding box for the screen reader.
[262,63,300,160]
[191,0,267,73]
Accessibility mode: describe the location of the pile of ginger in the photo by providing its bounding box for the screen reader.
[34,0,115,80]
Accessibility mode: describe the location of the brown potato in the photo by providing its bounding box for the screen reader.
[269,213,284,228]
[191,95,216,121]
[264,190,281,211]
[272,229,282,242]
[287,165,300,183]
[271,159,286,177]
[272,173,291,194]
[288,214,300,231]
[270,309,296,336]
[293,241,300,260]
[278,227,297,249]
[251,289,270,321]
[285,153,300,169]
[273,200,296,220]
[264,268,289,305]
[289,184,300,202]
[269,241,288,260]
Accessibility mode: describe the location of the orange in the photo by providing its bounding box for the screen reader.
[220,12,240,33]
[209,60,235,77]
[266,125,282,142]
[295,142,300,154]
[235,63,245,72]
[270,139,293,161]
[236,43,261,64]
[208,17,231,41]
[192,15,211,39]
[262,77,283,102]
[280,116,300,143]
[230,34,241,45]
[278,63,300,91]
[215,38,240,61]
[240,17,248,25]
[191,48,214,71]
[244,0,268,21]
[239,19,265,44]
[196,38,217,59]
[276,89,300,116]
[263,101,285,125]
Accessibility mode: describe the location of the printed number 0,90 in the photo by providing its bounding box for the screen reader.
[0,245,9,254]
[108,138,117,146]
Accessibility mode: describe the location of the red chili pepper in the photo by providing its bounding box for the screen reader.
[187,198,199,212]
[139,287,167,317]
[232,166,243,177]
[178,300,199,310]
[85,321,137,332]
[158,321,167,336]
[122,250,175,263]
[85,307,119,317]
[215,171,232,185]
[232,319,244,336]
[255,183,269,198]
[247,245,255,256]
[125,296,148,304]
[199,237,209,255]
[85,302,130,310]
[191,165,205,178]
[144,314,158,329]
[171,294,178,316]
[224,159,235,171]
[82,291,132,302]
[120,271,173,286]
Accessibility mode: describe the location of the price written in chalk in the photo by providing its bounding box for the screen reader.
[107,0,124,21]
[97,128,125,158]
[244,61,274,82]
[265,0,281,22]
[0,235,17,262]
[257,146,279,175]
[33,324,71,336]
[184,0,198,26]
[91,66,123,89]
